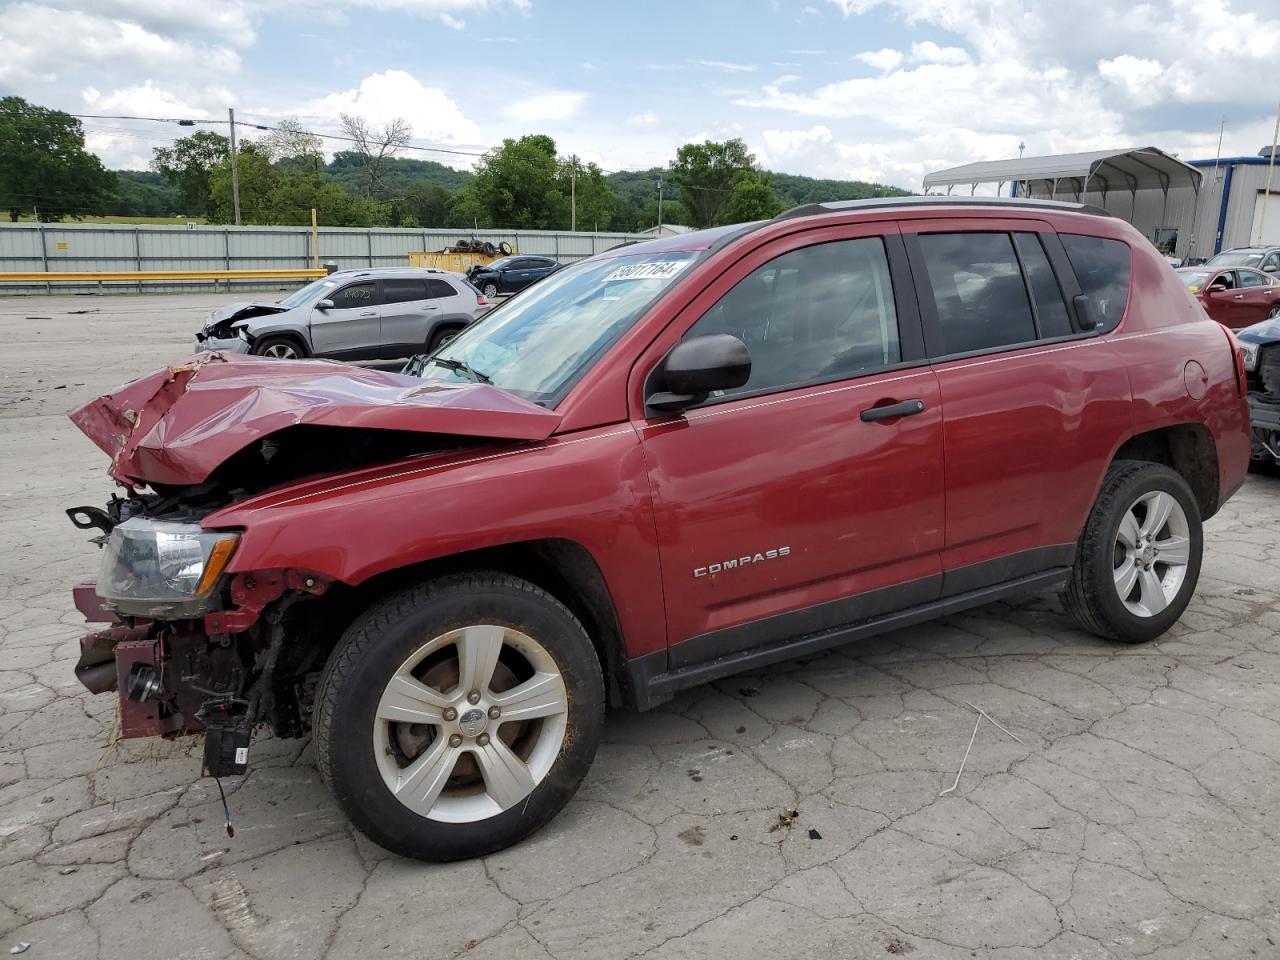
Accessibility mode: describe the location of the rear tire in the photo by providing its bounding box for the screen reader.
[314,573,604,861]
[1064,460,1202,643]
[251,335,306,359]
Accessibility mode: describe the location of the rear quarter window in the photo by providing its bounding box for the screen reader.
[1061,235,1131,332]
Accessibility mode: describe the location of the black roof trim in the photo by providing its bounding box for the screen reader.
[773,195,1114,222]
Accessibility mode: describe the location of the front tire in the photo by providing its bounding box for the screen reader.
[482,281,498,299]
[1064,460,1202,643]
[314,573,604,861]
[251,335,306,359]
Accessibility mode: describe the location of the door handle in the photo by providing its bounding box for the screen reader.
[358,310,377,317]
[860,399,926,422]
[1233,294,1244,300]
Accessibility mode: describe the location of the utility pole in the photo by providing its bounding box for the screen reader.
[569,155,578,232]
[657,177,664,233]
[1258,101,1280,246]
[228,108,242,226]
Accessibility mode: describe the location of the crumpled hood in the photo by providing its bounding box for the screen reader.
[1237,316,1280,346]
[203,302,288,330]
[69,352,561,487]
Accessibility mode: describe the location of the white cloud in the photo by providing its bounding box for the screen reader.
[439,12,465,28]
[505,91,587,124]
[695,59,758,72]
[855,48,903,71]
[301,70,482,144]
[910,40,969,65]
[82,80,224,118]
[0,3,241,85]
[626,112,659,127]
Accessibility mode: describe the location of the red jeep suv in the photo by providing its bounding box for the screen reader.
[67,197,1250,860]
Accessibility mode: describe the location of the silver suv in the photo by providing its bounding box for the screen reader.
[195,268,489,361]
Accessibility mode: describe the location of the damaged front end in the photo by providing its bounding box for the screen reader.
[65,352,560,779]
[70,495,331,775]
[1244,338,1280,465]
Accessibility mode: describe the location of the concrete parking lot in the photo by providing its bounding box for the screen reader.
[2,292,1279,960]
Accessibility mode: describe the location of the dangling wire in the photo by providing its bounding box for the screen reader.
[214,777,235,838]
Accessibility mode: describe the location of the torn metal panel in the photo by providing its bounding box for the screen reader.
[68,352,562,486]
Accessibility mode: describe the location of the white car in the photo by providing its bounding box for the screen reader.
[196,268,490,361]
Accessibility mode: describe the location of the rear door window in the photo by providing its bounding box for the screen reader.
[424,278,458,299]
[1013,232,1073,338]
[917,232,1037,354]
[1060,235,1131,331]
[381,279,428,304]
[1239,270,1266,288]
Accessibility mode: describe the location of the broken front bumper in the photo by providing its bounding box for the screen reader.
[194,333,250,354]
[73,583,206,738]
[1248,393,1280,461]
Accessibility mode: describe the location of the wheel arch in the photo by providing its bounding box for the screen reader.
[246,327,312,357]
[295,537,635,708]
[1110,423,1221,520]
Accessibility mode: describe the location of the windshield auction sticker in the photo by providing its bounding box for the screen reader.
[602,260,691,282]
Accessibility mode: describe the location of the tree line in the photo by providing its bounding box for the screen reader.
[0,96,910,231]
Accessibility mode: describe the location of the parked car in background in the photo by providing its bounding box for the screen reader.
[195,268,488,361]
[1237,314,1280,470]
[1204,246,1280,274]
[466,255,562,298]
[1177,266,1280,328]
[67,197,1249,861]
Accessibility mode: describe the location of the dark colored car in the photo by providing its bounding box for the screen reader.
[1236,314,1280,469]
[1177,266,1280,328]
[466,255,562,298]
[66,197,1249,861]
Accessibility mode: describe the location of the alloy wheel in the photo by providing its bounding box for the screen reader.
[373,624,568,823]
[1112,490,1191,617]
[263,343,300,359]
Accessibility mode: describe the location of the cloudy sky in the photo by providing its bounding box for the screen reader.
[2,0,1278,190]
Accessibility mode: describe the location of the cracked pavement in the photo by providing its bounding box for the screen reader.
[2,293,1279,959]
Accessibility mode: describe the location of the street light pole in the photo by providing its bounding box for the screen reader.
[570,155,578,232]
[228,108,242,226]
[657,177,664,233]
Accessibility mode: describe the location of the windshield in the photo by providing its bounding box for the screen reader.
[277,276,340,309]
[1206,251,1263,268]
[1180,271,1212,291]
[411,251,702,406]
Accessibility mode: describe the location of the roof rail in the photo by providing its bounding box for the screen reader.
[773,195,1113,222]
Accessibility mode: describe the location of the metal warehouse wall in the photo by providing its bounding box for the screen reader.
[1216,163,1278,252]
[1020,158,1280,260]
[0,223,649,295]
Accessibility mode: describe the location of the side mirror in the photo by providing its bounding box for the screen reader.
[1264,264,1277,273]
[1072,294,1098,332]
[647,334,751,413]
[1206,284,1228,296]
[316,299,334,310]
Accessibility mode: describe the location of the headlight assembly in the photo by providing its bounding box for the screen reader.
[1241,342,1259,371]
[96,518,239,617]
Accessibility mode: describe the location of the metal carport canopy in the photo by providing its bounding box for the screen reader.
[922,146,1202,198]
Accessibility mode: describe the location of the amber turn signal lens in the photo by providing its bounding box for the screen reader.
[196,537,238,595]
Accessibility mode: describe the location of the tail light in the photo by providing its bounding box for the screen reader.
[476,294,488,306]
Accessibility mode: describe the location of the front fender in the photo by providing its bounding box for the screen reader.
[238,316,313,351]
[204,424,666,658]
